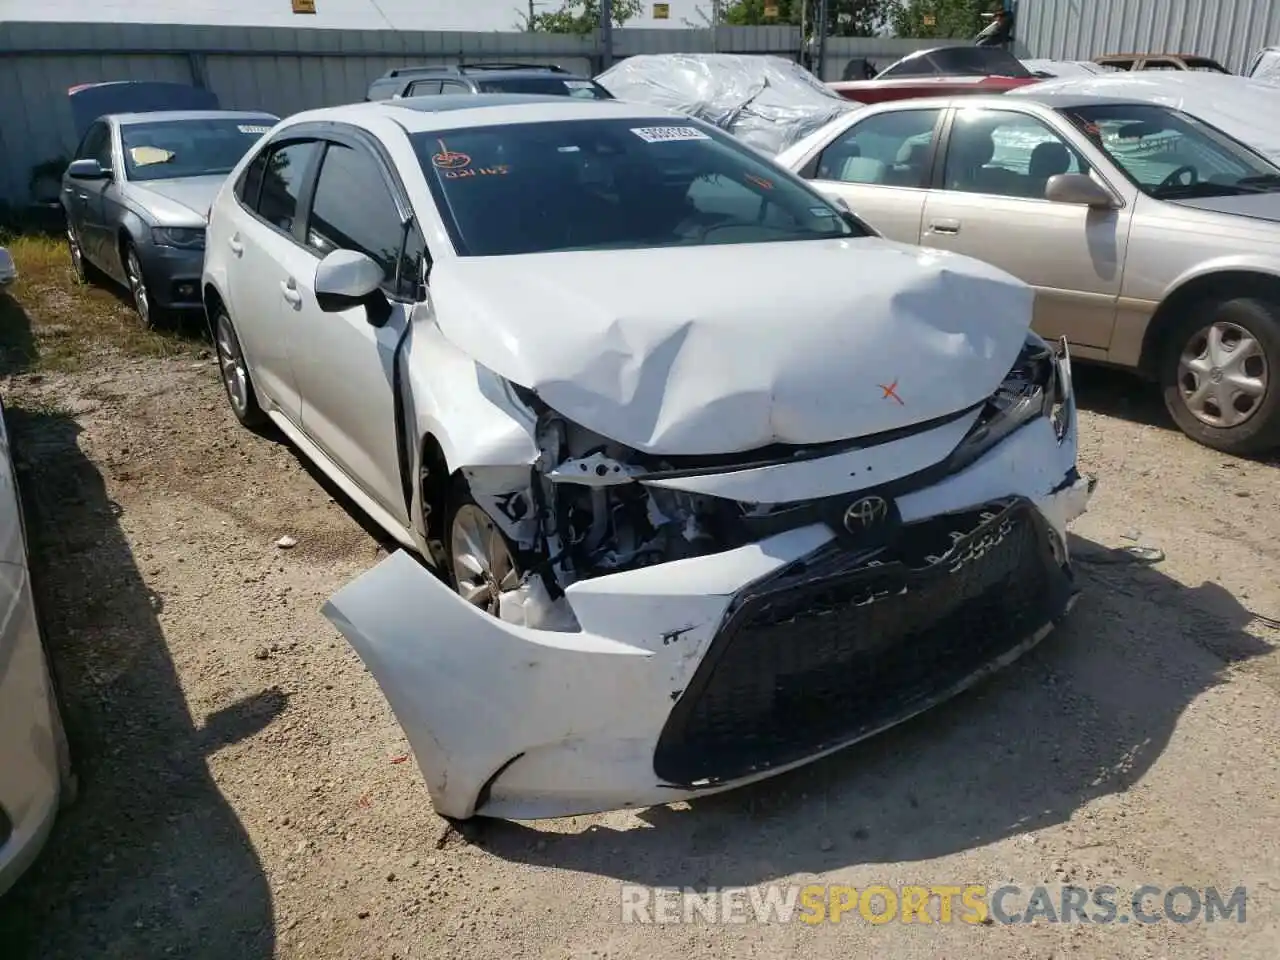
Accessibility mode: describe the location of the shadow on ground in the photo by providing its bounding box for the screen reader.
[0,408,282,960]
[1072,364,1280,466]
[473,533,1271,887]
[0,291,38,377]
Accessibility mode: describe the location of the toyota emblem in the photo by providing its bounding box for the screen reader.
[843,495,889,533]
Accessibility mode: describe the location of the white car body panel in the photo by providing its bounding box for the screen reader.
[430,239,1033,456]
[203,97,1095,822]
[0,400,67,895]
[0,247,16,287]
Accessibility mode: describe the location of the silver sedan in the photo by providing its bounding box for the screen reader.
[775,92,1280,455]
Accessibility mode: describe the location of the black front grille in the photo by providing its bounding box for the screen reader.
[653,499,1073,787]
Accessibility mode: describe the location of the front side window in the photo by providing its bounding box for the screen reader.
[1059,103,1280,199]
[256,140,321,233]
[306,143,408,289]
[77,122,113,169]
[413,118,860,257]
[813,109,942,187]
[943,108,1087,199]
[119,117,275,182]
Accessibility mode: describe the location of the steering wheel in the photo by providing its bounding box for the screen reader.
[1158,164,1199,190]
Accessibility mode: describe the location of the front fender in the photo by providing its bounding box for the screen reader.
[1161,254,1280,301]
[403,319,539,473]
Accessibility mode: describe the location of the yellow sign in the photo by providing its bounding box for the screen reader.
[923,13,936,25]
[653,2,669,18]
[292,0,316,13]
[764,3,779,16]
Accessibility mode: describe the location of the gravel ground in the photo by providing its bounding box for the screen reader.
[0,308,1278,958]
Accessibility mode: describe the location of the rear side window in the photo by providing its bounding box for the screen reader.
[405,79,443,96]
[306,142,408,290]
[256,140,320,233]
[814,109,942,187]
[237,149,268,208]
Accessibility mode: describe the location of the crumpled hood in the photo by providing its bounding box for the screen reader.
[125,175,225,225]
[428,238,1034,456]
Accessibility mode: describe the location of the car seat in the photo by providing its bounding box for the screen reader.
[946,127,1001,193]
[1027,140,1072,198]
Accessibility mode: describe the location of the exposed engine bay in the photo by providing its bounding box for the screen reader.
[451,334,1070,633]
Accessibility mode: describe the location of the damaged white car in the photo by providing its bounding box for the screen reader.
[203,94,1094,821]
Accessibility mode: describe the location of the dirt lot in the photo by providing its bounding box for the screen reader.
[1,234,1279,959]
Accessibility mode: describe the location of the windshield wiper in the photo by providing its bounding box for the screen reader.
[1154,182,1253,199]
[1236,173,1280,191]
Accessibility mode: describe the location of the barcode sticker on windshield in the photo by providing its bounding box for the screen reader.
[564,80,595,89]
[630,126,710,143]
[238,124,272,134]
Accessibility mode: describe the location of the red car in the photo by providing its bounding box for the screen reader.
[829,45,1041,104]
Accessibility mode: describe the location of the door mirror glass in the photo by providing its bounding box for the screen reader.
[315,250,392,325]
[1045,173,1117,208]
[67,159,109,180]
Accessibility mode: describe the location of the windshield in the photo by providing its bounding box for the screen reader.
[120,117,274,182]
[477,76,613,99]
[413,118,859,257]
[1059,103,1280,199]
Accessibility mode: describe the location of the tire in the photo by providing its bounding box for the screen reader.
[1159,296,1280,456]
[66,222,99,286]
[122,241,166,328]
[443,479,523,616]
[213,308,268,430]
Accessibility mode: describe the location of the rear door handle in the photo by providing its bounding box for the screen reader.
[228,234,244,255]
[928,219,961,236]
[280,278,302,306]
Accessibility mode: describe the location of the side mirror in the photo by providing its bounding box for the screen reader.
[314,249,392,326]
[1045,173,1118,209]
[67,159,109,180]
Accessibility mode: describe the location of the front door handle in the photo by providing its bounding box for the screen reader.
[280,278,302,306]
[928,219,961,236]
[228,234,244,256]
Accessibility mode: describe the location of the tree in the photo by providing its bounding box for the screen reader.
[718,1,891,38]
[886,0,999,39]
[530,0,644,34]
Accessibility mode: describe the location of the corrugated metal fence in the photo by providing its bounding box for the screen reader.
[1016,0,1280,72]
[0,19,943,207]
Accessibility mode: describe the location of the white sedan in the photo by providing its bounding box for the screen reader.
[203,93,1093,821]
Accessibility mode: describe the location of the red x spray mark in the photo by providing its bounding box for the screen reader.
[879,379,904,405]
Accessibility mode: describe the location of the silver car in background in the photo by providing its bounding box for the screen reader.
[776,92,1280,455]
[61,110,278,326]
[0,398,73,897]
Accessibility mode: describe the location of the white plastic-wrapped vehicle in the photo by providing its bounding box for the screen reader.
[594,53,858,156]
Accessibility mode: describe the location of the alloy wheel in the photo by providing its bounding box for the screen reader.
[449,504,520,615]
[216,315,250,417]
[125,247,150,326]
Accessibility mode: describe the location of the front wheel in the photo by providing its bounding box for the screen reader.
[445,484,523,617]
[122,241,165,328]
[1159,296,1280,456]
[214,309,267,430]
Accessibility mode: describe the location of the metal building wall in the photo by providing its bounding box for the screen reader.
[1017,0,1280,72]
[0,21,801,207]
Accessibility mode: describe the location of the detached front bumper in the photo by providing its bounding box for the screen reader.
[324,386,1095,822]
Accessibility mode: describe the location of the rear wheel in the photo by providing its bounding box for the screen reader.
[1159,296,1280,455]
[66,222,100,286]
[214,308,267,429]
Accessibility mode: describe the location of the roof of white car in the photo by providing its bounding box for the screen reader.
[281,94,685,134]
[860,92,1159,113]
[113,109,280,125]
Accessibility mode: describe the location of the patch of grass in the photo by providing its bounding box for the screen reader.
[0,233,205,375]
